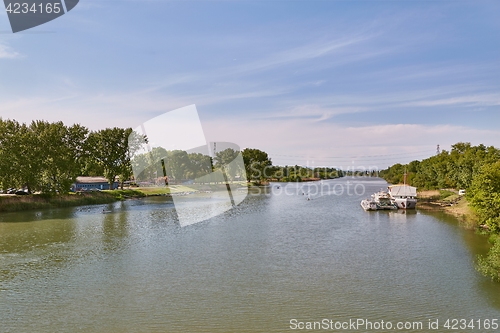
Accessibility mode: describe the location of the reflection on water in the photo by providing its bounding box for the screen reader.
[1,178,500,332]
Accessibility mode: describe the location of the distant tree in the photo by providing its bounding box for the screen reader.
[164,150,190,183]
[187,152,212,179]
[214,148,243,181]
[131,146,168,182]
[88,128,133,190]
[242,148,272,183]
[119,129,146,189]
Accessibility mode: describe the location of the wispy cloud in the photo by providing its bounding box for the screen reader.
[398,93,500,107]
[0,43,19,59]
[202,117,500,168]
[228,35,370,75]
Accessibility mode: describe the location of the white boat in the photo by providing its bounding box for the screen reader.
[360,198,378,211]
[388,172,417,209]
[388,185,417,209]
[372,191,398,210]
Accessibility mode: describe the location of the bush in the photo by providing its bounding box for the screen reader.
[477,240,500,282]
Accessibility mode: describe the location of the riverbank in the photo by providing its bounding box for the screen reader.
[0,192,119,212]
[0,183,250,213]
[417,190,478,229]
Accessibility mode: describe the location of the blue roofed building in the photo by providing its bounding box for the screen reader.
[72,176,119,191]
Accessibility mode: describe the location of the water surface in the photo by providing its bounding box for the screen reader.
[1,178,499,332]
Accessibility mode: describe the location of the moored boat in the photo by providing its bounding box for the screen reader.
[361,198,378,211]
[388,171,417,209]
[388,185,417,209]
[372,190,398,210]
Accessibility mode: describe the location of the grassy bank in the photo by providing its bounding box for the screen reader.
[0,184,243,213]
[0,192,118,212]
[417,190,478,229]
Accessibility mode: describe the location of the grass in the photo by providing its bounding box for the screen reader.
[0,183,243,213]
[417,190,440,201]
[131,183,247,194]
[444,196,478,229]
[0,192,117,212]
[132,185,197,195]
[102,189,146,200]
[417,189,478,229]
[439,189,456,200]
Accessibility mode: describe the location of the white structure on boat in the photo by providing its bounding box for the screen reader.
[361,190,398,211]
[373,190,398,210]
[360,198,377,211]
[388,185,417,209]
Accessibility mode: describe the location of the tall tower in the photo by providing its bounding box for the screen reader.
[436,144,440,155]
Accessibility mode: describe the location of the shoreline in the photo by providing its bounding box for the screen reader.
[0,184,250,213]
[417,190,478,230]
[0,192,120,213]
[0,186,481,229]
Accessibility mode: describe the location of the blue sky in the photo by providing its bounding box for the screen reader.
[1,0,499,168]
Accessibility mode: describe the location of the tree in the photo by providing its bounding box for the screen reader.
[242,148,272,183]
[188,152,213,179]
[468,161,500,232]
[0,119,44,193]
[214,148,243,181]
[120,129,146,189]
[31,121,89,193]
[164,150,191,183]
[88,128,133,190]
[477,239,500,282]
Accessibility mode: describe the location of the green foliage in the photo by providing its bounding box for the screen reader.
[477,240,500,282]
[380,142,500,190]
[102,189,145,200]
[468,161,500,233]
[87,127,138,190]
[214,148,244,181]
[131,147,215,184]
[0,192,117,212]
[242,148,272,183]
[0,119,142,194]
[439,190,455,200]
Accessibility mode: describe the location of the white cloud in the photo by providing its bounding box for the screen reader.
[0,43,19,59]
[398,93,500,107]
[202,117,500,168]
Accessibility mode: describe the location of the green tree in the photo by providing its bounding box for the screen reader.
[30,121,89,193]
[468,161,500,232]
[242,148,272,183]
[165,150,190,183]
[477,239,500,282]
[187,152,212,179]
[0,119,43,193]
[214,148,243,181]
[131,146,168,183]
[88,128,133,189]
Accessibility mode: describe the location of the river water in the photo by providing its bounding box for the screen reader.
[1,178,499,332]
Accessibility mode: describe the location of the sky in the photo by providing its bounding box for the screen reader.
[0,0,499,169]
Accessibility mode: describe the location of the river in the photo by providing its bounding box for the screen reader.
[1,177,499,332]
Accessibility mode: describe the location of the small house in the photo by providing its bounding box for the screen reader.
[72,176,119,191]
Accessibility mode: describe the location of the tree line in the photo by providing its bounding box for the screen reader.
[380,142,500,281]
[0,119,139,194]
[132,147,342,184]
[1,119,343,193]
